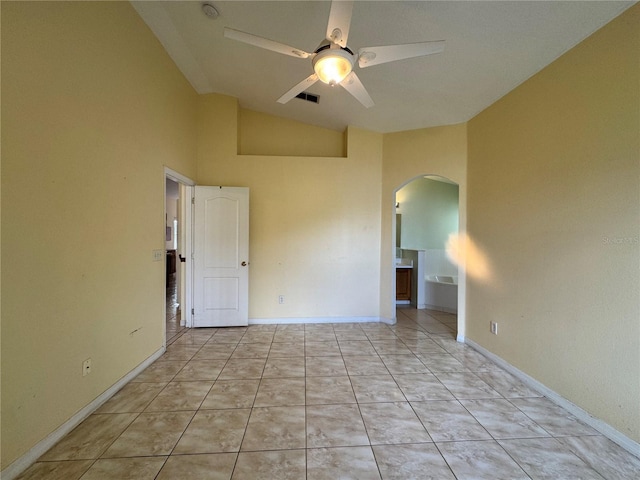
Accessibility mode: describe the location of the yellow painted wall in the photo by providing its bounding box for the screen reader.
[381,125,468,321]
[467,5,640,442]
[1,1,197,468]
[198,95,383,320]
[238,109,346,157]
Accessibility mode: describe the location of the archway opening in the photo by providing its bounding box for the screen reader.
[394,174,460,339]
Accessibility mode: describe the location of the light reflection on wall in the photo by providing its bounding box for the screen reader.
[446,233,491,281]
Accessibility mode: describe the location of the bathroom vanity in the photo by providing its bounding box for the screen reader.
[395,259,413,301]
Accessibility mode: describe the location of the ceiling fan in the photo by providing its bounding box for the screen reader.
[223,0,445,108]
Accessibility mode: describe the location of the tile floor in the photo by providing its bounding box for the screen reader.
[17,308,640,479]
[165,273,186,345]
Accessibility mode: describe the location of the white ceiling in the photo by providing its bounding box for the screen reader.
[132,1,633,133]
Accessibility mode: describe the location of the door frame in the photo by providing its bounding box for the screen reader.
[164,167,195,332]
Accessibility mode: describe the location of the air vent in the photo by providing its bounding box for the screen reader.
[295,92,320,104]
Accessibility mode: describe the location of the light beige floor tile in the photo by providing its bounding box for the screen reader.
[77,457,166,480]
[460,398,550,439]
[144,380,213,411]
[40,413,137,461]
[232,449,306,480]
[241,406,306,451]
[239,332,274,344]
[192,344,236,360]
[411,400,491,442]
[305,341,342,356]
[156,453,236,480]
[334,330,369,341]
[557,435,640,480]
[451,350,499,371]
[359,402,431,444]
[304,331,337,343]
[393,373,455,401]
[403,339,448,355]
[272,332,305,343]
[172,332,213,345]
[230,343,271,359]
[15,460,93,480]
[208,329,246,344]
[418,322,454,335]
[498,437,605,479]
[160,345,202,361]
[307,404,369,448]
[372,443,456,480]
[417,354,468,372]
[379,354,429,374]
[437,440,529,480]
[263,357,305,377]
[173,409,251,454]
[510,397,599,436]
[338,340,377,356]
[173,359,226,381]
[267,342,304,357]
[371,340,412,355]
[343,356,389,376]
[200,379,259,409]
[218,358,266,380]
[307,446,381,480]
[131,361,186,382]
[305,356,347,376]
[306,376,356,404]
[254,377,306,407]
[433,372,502,399]
[103,411,194,457]
[95,383,165,413]
[350,374,406,403]
[474,370,542,398]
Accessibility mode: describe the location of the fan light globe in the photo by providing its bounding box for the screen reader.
[313,49,353,86]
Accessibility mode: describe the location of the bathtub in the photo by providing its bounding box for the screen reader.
[424,274,458,313]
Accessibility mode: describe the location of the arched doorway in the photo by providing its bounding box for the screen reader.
[393,175,460,340]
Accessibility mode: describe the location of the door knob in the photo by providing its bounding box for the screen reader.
[241,261,247,266]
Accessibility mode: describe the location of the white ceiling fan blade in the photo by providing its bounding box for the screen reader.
[358,41,445,68]
[340,72,374,108]
[277,74,319,104]
[326,0,354,47]
[224,28,311,59]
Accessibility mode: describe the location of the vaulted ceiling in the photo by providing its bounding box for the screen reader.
[132,1,633,133]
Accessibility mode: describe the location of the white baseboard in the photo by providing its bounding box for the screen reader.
[465,338,640,459]
[249,316,391,325]
[1,347,166,480]
[424,303,457,314]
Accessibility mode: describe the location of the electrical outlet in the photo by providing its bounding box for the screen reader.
[152,249,163,262]
[490,321,498,335]
[82,358,92,376]
[278,295,285,304]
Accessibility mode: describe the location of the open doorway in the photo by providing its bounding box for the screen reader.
[394,175,459,339]
[165,177,184,344]
[164,168,195,344]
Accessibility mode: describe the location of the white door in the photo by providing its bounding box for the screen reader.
[193,186,249,327]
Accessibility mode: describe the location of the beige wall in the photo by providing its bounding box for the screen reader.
[467,4,640,443]
[381,124,468,321]
[238,109,346,157]
[197,95,384,320]
[1,1,198,468]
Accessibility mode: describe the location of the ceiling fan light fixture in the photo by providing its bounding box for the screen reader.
[312,48,353,86]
